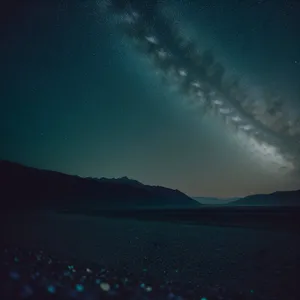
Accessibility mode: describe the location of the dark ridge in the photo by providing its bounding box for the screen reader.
[228,189,300,206]
[0,160,200,210]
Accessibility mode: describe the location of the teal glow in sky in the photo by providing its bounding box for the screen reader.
[1,0,300,197]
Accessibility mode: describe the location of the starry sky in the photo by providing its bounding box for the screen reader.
[1,0,300,198]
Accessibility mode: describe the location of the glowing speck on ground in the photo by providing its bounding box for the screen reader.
[75,283,84,292]
[47,285,56,294]
[100,282,110,291]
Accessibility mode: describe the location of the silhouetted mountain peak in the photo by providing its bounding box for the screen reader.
[0,160,200,210]
[229,189,300,206]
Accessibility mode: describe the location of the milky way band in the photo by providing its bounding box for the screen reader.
[96,0,300,176]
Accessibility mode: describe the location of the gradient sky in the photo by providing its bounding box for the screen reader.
[1,0,300,198]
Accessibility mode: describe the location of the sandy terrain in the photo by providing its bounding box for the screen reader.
[3,210,300,299]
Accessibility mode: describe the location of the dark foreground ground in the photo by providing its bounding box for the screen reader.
[2,207,300,300]
[58,206,300,232]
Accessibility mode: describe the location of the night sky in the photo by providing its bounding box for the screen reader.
[1,0,300,198]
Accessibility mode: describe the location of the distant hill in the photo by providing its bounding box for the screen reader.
[193,197,238,205]
[0,160,200,210]
[228,190,300,206]
[89,176,144,188]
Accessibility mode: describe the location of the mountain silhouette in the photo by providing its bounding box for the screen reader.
[0,160,200,210]
[193,197,238,205]
[229,190,300,206]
